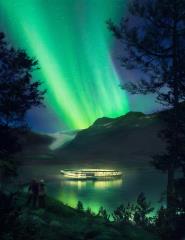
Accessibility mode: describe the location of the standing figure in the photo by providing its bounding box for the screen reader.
[38,179,46,208]
[27,179,39,207]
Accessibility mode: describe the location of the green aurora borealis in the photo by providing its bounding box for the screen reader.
[0,0,129,130]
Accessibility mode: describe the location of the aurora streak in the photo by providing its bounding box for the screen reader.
[0,0,129,130]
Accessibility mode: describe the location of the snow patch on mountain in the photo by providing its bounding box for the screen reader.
[48,131,77,150]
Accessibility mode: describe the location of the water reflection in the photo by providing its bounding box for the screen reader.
[94,179,123,189]
[62,178,123,189]
[55,178,124,212]
[29,165,167,214]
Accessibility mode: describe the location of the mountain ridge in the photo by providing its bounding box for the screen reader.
[18,111,165,167]
[54,111,165,167]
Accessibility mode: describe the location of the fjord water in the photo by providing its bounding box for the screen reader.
[21,164,167,213]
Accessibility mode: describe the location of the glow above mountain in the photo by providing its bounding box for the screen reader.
[0,0,129,130]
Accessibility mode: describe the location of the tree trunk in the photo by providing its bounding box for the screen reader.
[166,0,178,212]
[167,166,175,210]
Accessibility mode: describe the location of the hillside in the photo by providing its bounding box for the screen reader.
[18,111,166,167]
[55,112,165,167]
[1,191,159,240]
[17,131,55,164]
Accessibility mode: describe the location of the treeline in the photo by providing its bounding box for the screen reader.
[76,192,183,240]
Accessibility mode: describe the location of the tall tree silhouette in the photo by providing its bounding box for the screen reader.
[107,0,185,211]
[0,32,45,181]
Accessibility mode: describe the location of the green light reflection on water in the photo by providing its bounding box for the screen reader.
[56,179,123,213]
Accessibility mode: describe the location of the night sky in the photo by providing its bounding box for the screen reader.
[0,0,159,132]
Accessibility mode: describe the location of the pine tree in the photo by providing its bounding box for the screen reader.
[107,0,185,211]
[134,192,154,227]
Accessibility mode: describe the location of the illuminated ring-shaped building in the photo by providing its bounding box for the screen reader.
[61,169,122,180]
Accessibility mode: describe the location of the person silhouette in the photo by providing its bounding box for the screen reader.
[38,179,46,208]
[27,179,39,207]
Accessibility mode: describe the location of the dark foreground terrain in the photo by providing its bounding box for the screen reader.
[0,191,159,240]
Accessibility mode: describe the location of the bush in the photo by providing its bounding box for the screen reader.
[112,203,135,223]
[97,206,110,222]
